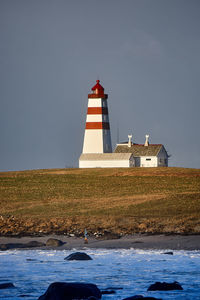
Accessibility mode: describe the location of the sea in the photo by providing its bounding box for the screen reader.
[0,248,200,299]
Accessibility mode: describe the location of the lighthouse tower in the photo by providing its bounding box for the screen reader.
[82,80,112,154]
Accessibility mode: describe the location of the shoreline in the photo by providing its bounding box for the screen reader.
[1,234,200,251]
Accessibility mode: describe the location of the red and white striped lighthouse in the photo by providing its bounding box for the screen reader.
[82,80,112,153]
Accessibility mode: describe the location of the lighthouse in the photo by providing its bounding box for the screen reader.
[79,80,169,168]
[82,80,112,154]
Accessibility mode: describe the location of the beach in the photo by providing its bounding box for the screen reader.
[1,234,200,251]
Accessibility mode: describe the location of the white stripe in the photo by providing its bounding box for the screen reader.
[86,115,103,122]
[88,98,102,107]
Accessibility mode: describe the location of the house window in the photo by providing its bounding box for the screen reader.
[146,158,151,161]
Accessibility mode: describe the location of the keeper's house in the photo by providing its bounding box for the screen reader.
[114,136,169,168]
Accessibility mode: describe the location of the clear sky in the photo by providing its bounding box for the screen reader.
[1,0,200,170]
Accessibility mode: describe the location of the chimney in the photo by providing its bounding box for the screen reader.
[128,135,132,147]
[144,134,149,146]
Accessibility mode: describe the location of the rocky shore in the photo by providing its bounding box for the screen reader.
[0,234,200,251]
[1,214,200,238]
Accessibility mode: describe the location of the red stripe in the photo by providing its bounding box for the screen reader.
[87,107,108,115]
[85,122,110,129]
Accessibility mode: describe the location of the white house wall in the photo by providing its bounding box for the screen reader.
[140,156,158,167]
[79,159,133,168]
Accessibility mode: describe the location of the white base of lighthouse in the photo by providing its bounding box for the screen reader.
[82,129,112,153]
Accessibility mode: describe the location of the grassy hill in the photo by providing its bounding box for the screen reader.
[0,167,200,236]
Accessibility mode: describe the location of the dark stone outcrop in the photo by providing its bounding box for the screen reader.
[102,230,121,240]
[123,296,162,300]
[147,281,183,291]
[26,241,45,248]
[163,251,173,255]
[0,244,8,251]
[101,290,116,294]
[45,238,64,247]
[0,283,15,289]
[0,241,45,251]
[64,252,92,261]
[38,282,101,300]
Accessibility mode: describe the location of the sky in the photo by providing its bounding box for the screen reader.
[0,0,200,171]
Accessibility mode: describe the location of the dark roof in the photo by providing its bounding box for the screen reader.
[114,144,164,157]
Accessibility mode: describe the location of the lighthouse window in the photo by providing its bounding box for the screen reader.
[146,158,151,161]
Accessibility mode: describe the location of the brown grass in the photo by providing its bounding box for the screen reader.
[0,167,200,235]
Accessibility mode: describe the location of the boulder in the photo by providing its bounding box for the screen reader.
[163,251,173,255]
[0,241,45,250]
[46,238,64,247]
[38,282,101,300]
[0,244,9,251]
[25,241,45,248]
[147,281,183,291]
[64,252,92,261]
[102,230,120,240]
[0,283,15,289]
[101,290,116,294]
[123,296,161,300]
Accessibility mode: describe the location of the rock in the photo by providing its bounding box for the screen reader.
[45,238,64,247]
[101,290,116,294]
[102,230,120,240]
[147,281,183,291]
[0,241,45,251]
[64,252,92,261]
[0,244,9,251]
[25,241,45,248]
[163,251,173,255]
[38,282,101,300]
[123,296,161,300]
[0,283,15,289]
